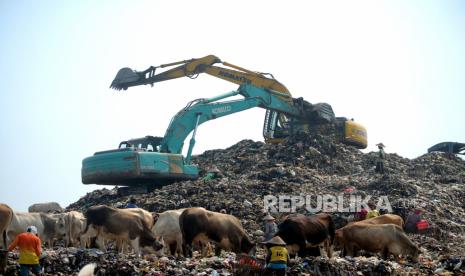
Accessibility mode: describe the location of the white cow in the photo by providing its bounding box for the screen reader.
[152,209,185,256]
[62,211,87,247]
[7,212,66,247]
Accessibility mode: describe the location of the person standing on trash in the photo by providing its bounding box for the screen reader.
[8,225,42,276]
[125,197,138,208]
[405,208,422,233]
[355,205,368,221]
[366,202,380,219]
[263,214,278,241]
[263,236,289,276]
[375,143,386,174]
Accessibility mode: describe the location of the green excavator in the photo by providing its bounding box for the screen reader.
[82,56,367,190]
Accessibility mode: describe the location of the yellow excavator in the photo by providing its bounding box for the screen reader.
[110,55,367,148]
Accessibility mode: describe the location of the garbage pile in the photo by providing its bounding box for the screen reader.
[63,133,464,275]
[5,248,238,275]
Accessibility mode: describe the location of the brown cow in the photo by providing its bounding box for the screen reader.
[0,203,13,249]
[335,214,405,253]
[179,207,254,257]
[82,205,163,255]
[335,223,419,261]
[276,213,335,257]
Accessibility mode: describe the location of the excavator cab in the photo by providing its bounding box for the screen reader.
[81,136,199,187]
[118,135,163,151]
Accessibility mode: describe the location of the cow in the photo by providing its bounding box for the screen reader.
[335,223,419,261]
[275,213,335,258]
[335,214,405,254]
[62,211,87,247]
[28,202,63,213]
[152,209,185,256]
[110,208,155,252]
[0,203,13,249]
[81,208,155,252]
[179,207,254,257]
[7,212,66,247]
[81,205,163,255]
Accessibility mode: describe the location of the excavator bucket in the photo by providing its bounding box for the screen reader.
[110,67,141,90]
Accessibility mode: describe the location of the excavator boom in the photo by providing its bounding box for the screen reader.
[110,55,290,95]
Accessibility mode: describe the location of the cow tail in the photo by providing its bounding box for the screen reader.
[67,212,72,246]
[328,217,336,245]
[4,209,13,248]
[179,213,189,257]
[2,229,6,249]
[83,213,90,235]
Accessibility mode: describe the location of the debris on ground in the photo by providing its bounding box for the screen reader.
[24,134,463,274]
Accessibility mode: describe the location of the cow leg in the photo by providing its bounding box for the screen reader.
[200,242,206,257]
[325,239,333,258]
[116,239,130,254]
[130,238,140,257]
[169,242,177,256]
[48,239,54,248]
[2,230,7,249]
[116,239,123,253]
[298,241,307,257]
[6,231,15,246]
[319,244,326,258]
[214,242,221,256]
[176,240,183,257]
[182,236,193,258]
[96,236,107,252]
[381,247,389,260]
[205,242,213,257]
[346,243,354,257]
[80,226,98,249]
[340,246,345,257]
[175,234,183,257]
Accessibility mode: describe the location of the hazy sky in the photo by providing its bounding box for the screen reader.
[1,1,464,212]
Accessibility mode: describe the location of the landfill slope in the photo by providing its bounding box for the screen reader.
[14,134,463,275]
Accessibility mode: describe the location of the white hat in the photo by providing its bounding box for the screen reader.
[27,225,38,235]
[265,236,286,245]
[264,214,275,221]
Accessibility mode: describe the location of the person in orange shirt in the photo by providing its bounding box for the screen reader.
[8,225,42,276]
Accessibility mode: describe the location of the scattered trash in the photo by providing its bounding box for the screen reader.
[28,134,463,275]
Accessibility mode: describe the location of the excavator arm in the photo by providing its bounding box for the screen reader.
[159,84,303,158]
[110,55,290,96]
